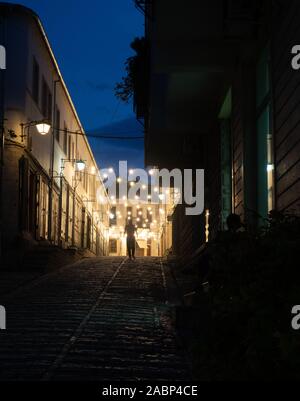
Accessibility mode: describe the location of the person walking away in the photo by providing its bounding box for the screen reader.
[124,219,137,260]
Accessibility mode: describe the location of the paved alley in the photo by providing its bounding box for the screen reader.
[0,257,191,381]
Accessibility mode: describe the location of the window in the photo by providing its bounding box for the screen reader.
[84,171,88,193]
[109,239,117,253]
[63,123,68,155]
[256,45,274,219]
[68,135,72,159]
[32,57,39,104]
[41,77,52,120]
[55,107,60,142]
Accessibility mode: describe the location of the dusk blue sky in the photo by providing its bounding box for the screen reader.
[4,0,144,170]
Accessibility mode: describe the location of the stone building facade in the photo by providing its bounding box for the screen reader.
[0,4,110,265]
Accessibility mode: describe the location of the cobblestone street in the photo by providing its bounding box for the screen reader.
[0,257,191,381]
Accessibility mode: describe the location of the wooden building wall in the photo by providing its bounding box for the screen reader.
[272,0,300,213]
[232,68,245,218]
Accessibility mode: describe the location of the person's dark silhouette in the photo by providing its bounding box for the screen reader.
[226,213,243,233]
[124,219,137,260]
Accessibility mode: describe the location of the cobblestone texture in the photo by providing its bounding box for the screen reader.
[0,257,191,381]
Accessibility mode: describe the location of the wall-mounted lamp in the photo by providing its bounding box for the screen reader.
[20,120,51,143]
[61,158,86,175]
[76,159,86,171]
[35,122,51,136]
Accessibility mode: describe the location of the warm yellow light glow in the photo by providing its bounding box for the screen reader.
[127,211,132,215]
[149,169,154,175]
[154,187,159,193]
[135,195,139,200]
[147,195,151,200]
[36,122,51,135]
[130,182,135,187]
[129,169,134,175]
[205,209,210,243]
[138,211,142,215]
[142,184,147,190]
[137,218,140,222]
[147,207,152,211]
[117,177,122,183]
[91,166,96,174]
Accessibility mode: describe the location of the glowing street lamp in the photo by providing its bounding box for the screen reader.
[76,159,86,171]
[36,122,51,136]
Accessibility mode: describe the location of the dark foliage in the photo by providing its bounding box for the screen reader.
[114,37,147,104]
[191,212,300,380]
